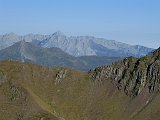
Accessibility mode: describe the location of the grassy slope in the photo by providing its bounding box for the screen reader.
[0,61,159,120]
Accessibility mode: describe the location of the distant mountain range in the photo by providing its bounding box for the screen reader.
[0,41,120,71]
[0,31,154,57]
[0,32,47,50]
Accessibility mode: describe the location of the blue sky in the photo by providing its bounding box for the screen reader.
[0,0,160,48]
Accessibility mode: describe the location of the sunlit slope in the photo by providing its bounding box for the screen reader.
[0,57,159,120]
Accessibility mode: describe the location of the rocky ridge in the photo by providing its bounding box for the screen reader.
[0,32,153,57]
[90,47,160,97]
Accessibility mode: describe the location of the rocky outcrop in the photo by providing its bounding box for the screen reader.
[55,69,67,84]
[90,48,160,97]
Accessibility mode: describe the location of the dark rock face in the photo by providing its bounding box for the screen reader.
[90,48,160,97]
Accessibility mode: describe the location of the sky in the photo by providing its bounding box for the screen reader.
[0,0,160,48]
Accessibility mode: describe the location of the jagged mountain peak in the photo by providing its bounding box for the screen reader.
[153,47,160,54]
[1,32,18,40]
[38,32,154,57]
[52,30,66,36]
[4,32,17,36]
[146,47,160,60]
[0,32,154,57]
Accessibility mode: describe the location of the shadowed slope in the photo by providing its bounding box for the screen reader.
[0,41,120,71]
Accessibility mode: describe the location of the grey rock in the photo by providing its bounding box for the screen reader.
[0,31,154,58]
[90,48,160,96]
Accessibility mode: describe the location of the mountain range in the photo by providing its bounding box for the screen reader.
[0,47,159,120]
[0,31,154,57]
[0,41,120,71]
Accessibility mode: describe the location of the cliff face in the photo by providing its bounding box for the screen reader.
[90,48,160,97]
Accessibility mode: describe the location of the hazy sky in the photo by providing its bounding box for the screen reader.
[0,0,160,48]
